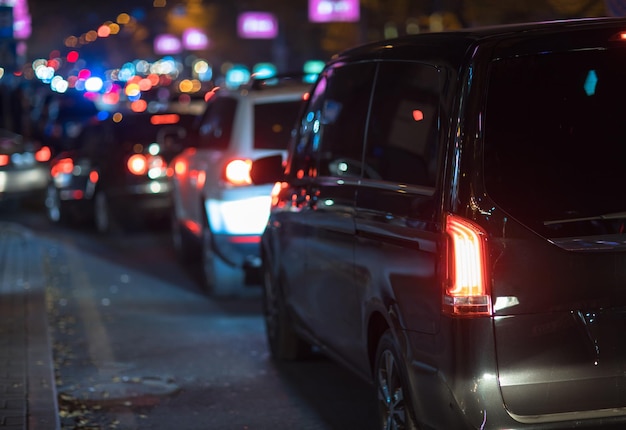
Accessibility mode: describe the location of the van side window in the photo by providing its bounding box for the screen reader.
[289,63,376,180]
[365,62,440,186]
[197,97,237,150]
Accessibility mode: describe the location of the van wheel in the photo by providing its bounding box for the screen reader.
[262,263,310,360]
[201,222,240,297]
[375,330,419,430]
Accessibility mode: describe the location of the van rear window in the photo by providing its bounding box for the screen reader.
[254,100,303,150]
[483,48,626,238]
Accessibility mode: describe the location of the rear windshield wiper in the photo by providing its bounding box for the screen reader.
[544,211,626,226]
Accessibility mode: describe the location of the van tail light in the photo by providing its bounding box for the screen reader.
[224,159,252,186]
[443,213,492,316]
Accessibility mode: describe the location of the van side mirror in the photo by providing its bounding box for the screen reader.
[250,154,284,185]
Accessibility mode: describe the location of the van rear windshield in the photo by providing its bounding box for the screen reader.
[254,100,302,150]
[483,48,626,238]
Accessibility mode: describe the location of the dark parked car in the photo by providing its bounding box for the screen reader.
[251,17,626,430]
[45,110,194,232]
[0,128,51,207]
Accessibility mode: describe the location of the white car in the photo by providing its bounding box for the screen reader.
[170,77,310,297]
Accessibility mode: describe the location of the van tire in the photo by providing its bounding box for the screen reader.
[374,330,419,430]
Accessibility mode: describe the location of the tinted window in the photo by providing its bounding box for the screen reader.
[289,62,376,179]
[197,97,237,150]
[484,48,626,238]
[254,100,303,150]
[365,62,440,186]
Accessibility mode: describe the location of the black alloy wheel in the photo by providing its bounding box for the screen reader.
[375,330,419,430]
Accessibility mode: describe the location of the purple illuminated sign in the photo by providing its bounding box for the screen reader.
[238,12,278,39]
[309,0,360,23]
[183,28,209,50]
[154,34,182,55]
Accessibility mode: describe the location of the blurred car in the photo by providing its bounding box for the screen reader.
[45,110,195,233]
[0,128,51,206]
[250,17,626,430]
[31,91,100,157]
[169,75,310,297]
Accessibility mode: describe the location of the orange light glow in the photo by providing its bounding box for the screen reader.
[35,146,51,162]
[125,83,140,97]
[127,154,148,175]
[224,159,252,186]
[97,25,111,38]
[303,92,310,101]
[130,100,147,113]
[139,78,153,92]
[89,170,99,183]
[195,170,205,188]
[151,114,180,125]
[174,160,187,176]
[0,154,9,167]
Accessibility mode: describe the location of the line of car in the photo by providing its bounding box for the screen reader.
[8,16,626,429]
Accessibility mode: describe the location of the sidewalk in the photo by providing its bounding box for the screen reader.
[0,222,59,430]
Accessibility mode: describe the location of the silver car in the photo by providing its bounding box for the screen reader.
[170,76,310,297]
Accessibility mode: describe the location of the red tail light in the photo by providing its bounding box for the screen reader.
[51,157,74,177]
[127,154,166,176]
[0,154,8,167]
[224,159,252,186]
[128,154,148,175]
[35,146,51,162]
[443,213,492,316]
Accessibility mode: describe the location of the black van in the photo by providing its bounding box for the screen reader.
[251,17,626,429]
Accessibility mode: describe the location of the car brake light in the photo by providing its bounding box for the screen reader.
[51,157,74,177]
[128,154,148,175]
[127,154,167,177]
[224,159,252,186]
[443,213,492,316]
[0,154,8,167]
[35,146,51,162]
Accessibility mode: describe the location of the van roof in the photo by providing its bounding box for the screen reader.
[331,17,626,68]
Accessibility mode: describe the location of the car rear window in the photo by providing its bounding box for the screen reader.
[483,47,626,238]
[253,100,302,150]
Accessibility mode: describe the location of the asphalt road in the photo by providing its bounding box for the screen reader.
[1,201,379,430]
